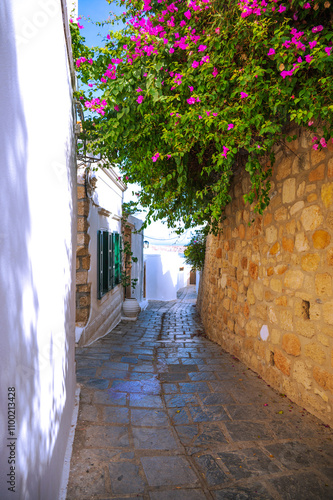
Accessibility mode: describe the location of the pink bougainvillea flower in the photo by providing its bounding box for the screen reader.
[187,97,196,104]
[313,144,319,150]
[278,5,286,13]
[169,47,175,53]
[136,87,143,92]
[309,40,317,50]
[199,115,202,119]
[137,95,144,104]
[255,74,258,78]
[222,146,229,157]
[305,54,313,63]
[240,92,248,98]
[215,28,220,34]
[320,138,327,147]
[188,86,194,91]
[70,18,73,23]
[123,45,128,50]
[212,112,218,117]
[77,23,84,29]
[206,111,211,116]
[114,105,119,111]
[312,25,323,33]
[198,44,207,52]
[85,101,92,108]
[227,123,234,130]
[192,60,199,68]
[324,47,332,56]
[212,67,218,77]
[184,10,191,19]
[101,77,107,83]
[180,20,186,27]
[308,120,314,126]
[152,152,160,162]
[303,2,311,8]
[196,97,201,102]
[107,34,111,40]
[297,57,303,63]
[312,136,318,143]
[79,96,84,100]
[267,48,275,56]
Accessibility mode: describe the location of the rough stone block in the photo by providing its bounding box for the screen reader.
[311,148,326,165]
[282,237,294,253]
[270,278,282,293]
[77,185,86,199]
[327,248,333,266]
[300,205,323,231]
[280,311,294,331]
[328,158,333,178]
[78,200,90,216]
[76,271,88,285]
[79,296,91,307]
[276,157,292,180]
[315,273,332,296]
[274,206,287,221]
[241,257,248,269]
[275,264,288,275]
[265,225,277,244]
[313,366,333,394]
[269,242,280,255]
[284,270,304,290]
[238,224,245,239]
[307,193,317,203]
[77,217,88,232]
[295,232,310,252]
[304,343,326,365]
[312,230,331,249]
[253,282,263,300]
[249,262,258,280]
[301,253,320,272]
[290,201,304,216]
[323,301,333,325]
[309,163,325,182]
[295,319,315,338]
[321,183,333,208]
[245,319,258,338]
[282,178,296,204]
[293,361,312,390]
[267,267,274,276]
[76,308,89,323]
[274,349,291,376]
[282,333,301,356]
[216,248,222,258]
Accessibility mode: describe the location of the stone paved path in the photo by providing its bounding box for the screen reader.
[67,286,333,500]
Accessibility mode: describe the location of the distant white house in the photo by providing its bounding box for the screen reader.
[144,245,194,300]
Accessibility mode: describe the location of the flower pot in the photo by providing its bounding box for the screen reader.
[122,298,141,318]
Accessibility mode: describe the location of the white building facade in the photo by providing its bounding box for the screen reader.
[0,1,77,498]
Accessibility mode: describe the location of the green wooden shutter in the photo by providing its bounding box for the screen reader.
[112,232,116,288]
[108,232,113,290]
[119,236,123,282]
[98,230,104,299]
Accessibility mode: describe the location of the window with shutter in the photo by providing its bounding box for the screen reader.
[97,229,121,298]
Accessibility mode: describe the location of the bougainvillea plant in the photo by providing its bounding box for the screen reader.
[71,0,333,232]
[184,228,208,270]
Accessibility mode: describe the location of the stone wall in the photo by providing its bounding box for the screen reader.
[76,170,91,327]
[197,130,333,426]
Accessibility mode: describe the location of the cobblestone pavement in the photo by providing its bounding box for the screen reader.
[67,286,333,500]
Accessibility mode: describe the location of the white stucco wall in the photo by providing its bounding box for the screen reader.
[127,215,146,307]
[145,250,192,301]
[76,167,126,346]
[0,1,76,498]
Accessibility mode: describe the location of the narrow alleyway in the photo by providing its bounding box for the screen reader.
[67,286,333,500]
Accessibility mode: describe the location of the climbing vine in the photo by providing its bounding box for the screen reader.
[71,0,333,232]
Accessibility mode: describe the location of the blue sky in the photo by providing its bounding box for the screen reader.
[78,0,124,47]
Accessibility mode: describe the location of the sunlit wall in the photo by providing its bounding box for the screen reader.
[0,1,76,498]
